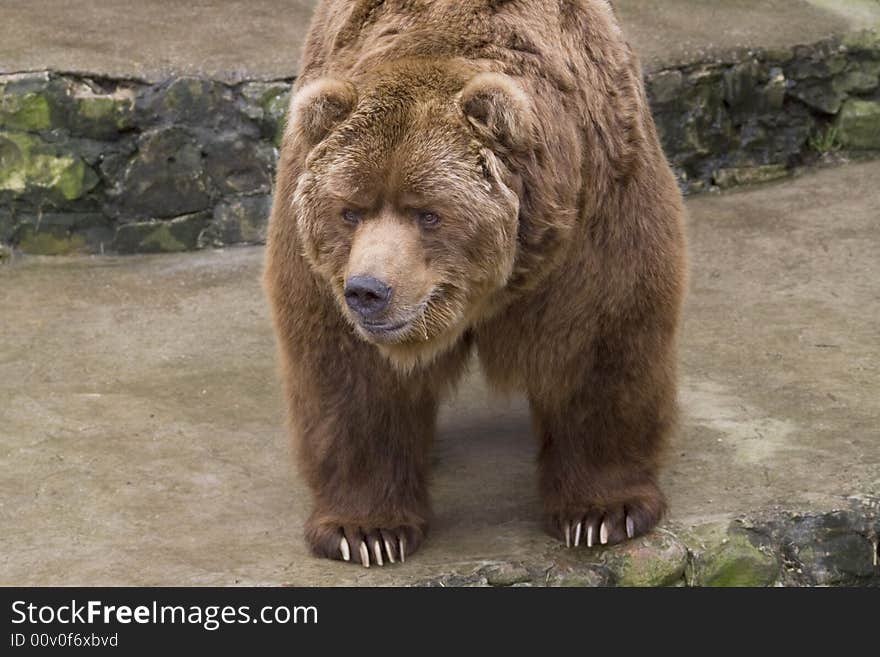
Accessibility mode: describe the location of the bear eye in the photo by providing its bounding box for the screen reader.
[342,209,363,224]
[417,211,441,227]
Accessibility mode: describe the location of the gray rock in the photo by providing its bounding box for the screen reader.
[200,195,271,247]
[833,69,879,95]
[145,77,240,130]
[204,136,273,196]
[787,49,847,81]
[648,69,684,106]
[119,127,210,219]
[241,81,291,146]
[789,80,846,115]
[723,60,766,114]
[782,508,879,586]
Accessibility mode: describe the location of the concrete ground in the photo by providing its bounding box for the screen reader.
[2,0,879,82]
[1,161,878,586]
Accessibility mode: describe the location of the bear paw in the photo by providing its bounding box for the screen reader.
[306,522,425,568]
[550,498,664,549]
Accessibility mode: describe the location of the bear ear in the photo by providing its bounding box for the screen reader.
[288,77,358,146]
[458,73,535,152]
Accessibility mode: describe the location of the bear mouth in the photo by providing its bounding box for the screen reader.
[360,318,412,336]
[356,308,430,344]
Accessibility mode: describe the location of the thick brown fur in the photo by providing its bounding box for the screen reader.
[264,0,687,565]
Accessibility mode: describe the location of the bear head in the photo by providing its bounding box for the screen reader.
[287,62,535,368]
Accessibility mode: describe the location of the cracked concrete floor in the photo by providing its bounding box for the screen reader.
[1,161,879,585]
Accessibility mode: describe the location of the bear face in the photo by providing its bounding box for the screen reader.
[289,63,533,367]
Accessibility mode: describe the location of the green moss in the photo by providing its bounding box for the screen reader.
[0,91,51,131]
[835,99,880,149]
[17,228,87,255]
[79,96,113,121]
[842,29,880,55]
[687,525,780,587]
[762,46,795,63]
[0,131,98,201]
[77,95,131,127]
[114,213,208,254]
[0,132,98,201]
[142,224,186,252]
[262,89,290,148]
[115,221,184,254]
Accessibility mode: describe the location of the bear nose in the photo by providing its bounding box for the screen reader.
[344,275,392,319]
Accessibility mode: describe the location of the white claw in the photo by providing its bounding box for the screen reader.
[399,536,407,563]
[626,515,635,539]
[574,521,582,547]
[373,540,384,566]
[600,521,609,545]
[384,539,396,564]
[587,525,594,548]
[340,537,351,562]
[359,541,370,568]
[564,522,572,548]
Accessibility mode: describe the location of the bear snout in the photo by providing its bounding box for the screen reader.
[344,275,393,319]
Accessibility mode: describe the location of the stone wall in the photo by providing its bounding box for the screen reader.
[651,29,880,193]
[1,30,878,255]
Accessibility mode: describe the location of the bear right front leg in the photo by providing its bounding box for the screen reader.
[283,337,447,568]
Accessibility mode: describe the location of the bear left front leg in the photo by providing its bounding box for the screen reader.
[531,328,678,548]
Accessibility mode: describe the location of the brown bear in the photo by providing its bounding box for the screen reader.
[264,0,687,567]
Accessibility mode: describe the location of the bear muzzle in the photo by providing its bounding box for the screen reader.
[344,275,392,319]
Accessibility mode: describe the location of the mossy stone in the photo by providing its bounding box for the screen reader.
[0,91,52,131]
[119,127,210,218]
[688,525,780,587]
[833,67,880,94]
[789,80,846,114]
[713,164,788,189]
[156,77,236,128]
[835,99,880,149]
[483,563,532,586]
[263,90,290,147]
[16,226,87,255]
[648,70,684,106]
[604,532,688,587]
[0,131,98,201]
[842,30,880,56]
[68,90,135,140]
[545,565,608,587]
[114,213,208,254]
[199,195,270,247]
